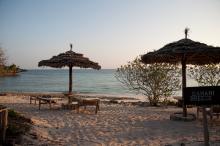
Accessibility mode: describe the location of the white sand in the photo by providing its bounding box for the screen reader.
[1,95,220,146]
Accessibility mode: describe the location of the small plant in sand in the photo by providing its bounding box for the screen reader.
[5,109,32,145]
[188,64,220,86]
[115,57,181,106]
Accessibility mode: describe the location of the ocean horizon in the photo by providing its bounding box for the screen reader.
[0,69,197,98]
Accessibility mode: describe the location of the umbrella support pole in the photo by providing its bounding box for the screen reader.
[182,57,187,117]
[69,66,73,94]
[202,107,210,146]
[38,47,101,102]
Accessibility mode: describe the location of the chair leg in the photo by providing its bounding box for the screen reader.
[95,101,99,114]
[95,105,98,114]
[77,105,79,113]
[39,99,41,110]
[209,113,213,120]
[97,103,100,111]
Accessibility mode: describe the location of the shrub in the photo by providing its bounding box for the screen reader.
[188,64,220,86]
[115,57,181,106]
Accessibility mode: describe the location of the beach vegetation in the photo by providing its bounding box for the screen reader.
[0,47,23,76]
[6,109,32,145]
[188,64,220,86]
[115,58,181,106]
[0,47,6,67]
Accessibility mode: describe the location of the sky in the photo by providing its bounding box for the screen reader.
[0,0,220,69]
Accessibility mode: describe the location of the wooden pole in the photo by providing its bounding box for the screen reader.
[68,66,73,104]
[0,108,8,145]
[181,55,187,117]
[202,107,210,146]
[182,28,189,117]
[69,65,73,94]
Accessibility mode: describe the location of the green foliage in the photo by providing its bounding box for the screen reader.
[0,47,20,76]
[0,64,19,75]
[0,47,6,67]
[8,64,18,73]
[7,109,31,142]
[8,109,19,118]
[115,57,181,106]
[188,64,220,86]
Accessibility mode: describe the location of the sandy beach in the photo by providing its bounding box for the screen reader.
[1,94,220,146]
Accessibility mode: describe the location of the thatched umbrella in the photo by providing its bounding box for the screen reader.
[141,29,220,117]
[38,44,101,95]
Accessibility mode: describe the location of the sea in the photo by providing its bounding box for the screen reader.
[0,69,197,98]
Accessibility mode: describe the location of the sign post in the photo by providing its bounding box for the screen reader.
[184,86,220,146]
[202,107,209,146]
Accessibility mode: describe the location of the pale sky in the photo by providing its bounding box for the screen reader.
[0,0,220,69]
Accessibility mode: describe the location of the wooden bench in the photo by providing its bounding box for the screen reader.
[197,106,220,119]
[69,96,100,114]
[62,102,79,113]
[80,99,100,114]
[30,96,38,104]
[70,102,79,113]
[38,96,62,110]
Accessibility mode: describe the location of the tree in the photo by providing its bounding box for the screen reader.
[115,58,181,106]
[0,47,6,67]
[188,64,220,86]
[9,64,18,73]
[0,47,20,75]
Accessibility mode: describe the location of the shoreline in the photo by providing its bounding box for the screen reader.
[1,91,144,102]
[1,91,180,103]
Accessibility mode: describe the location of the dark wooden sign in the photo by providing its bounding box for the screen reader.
[184,86,220,105]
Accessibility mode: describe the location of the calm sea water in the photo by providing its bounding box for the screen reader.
[0,69,197,97]
[0,69,135,96]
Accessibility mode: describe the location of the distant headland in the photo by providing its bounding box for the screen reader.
[0,64,27,76]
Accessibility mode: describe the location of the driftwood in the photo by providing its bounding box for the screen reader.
[0,107,8,145]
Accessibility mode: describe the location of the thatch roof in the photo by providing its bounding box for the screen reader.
[141,38,220,65]
[38,50,101,69]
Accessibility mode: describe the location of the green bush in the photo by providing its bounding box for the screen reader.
[116,57,181,106]
[8,109,19,118]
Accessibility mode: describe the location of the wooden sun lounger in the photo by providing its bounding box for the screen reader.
[197,106,220,119]
[38,96,62,110]
[30,96,38,104]
[70,97,100,114]
[80,99,100,114]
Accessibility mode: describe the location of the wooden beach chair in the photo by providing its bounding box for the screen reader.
[70,96,100,114]
[209,106,220,119]
[38,95,62,110]
[29,95,39,104]
[197,106,220,119]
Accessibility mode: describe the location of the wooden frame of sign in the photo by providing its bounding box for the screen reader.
[184,86,220,106]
